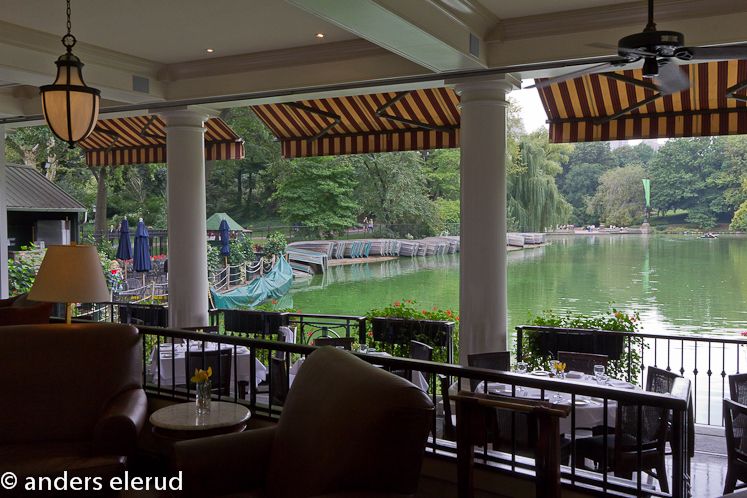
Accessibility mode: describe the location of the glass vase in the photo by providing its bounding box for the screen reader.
[196,380,212,414]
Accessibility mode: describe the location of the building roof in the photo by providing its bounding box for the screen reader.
[5,163,86,212]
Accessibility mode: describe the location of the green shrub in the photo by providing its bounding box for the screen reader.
[517,306,647,385]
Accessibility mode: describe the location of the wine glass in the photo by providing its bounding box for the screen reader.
[516,361,527,392]
[594,364,605,382]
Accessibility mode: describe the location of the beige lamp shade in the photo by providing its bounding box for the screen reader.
[28,244,110,304]
[40,52,100,148]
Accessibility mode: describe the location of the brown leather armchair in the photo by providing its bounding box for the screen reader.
[173,346,435,498]
[0,292,55,325]
[0,323,147,496]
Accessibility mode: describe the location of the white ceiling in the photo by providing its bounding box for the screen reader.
[0,0,745,123]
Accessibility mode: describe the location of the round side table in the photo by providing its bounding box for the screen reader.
[150,401,250,440]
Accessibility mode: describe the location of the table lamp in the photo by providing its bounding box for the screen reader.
[28,243,111,324]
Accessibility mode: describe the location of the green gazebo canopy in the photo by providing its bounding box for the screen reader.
[206,213,244,231]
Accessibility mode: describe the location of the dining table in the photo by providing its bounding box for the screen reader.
[289,350,430,392]
[458,371,641,434]
[148,342,267,389]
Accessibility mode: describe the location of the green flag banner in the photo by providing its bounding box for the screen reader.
[642,178,651,207]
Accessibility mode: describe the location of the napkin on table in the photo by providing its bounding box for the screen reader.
[565,371,585,379]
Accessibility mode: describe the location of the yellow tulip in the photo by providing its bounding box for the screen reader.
[190,367,212,384]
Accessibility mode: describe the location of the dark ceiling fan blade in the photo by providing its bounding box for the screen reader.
[525,62,624,90]
[683,45,747,61]
[588,42,653,59]
[656,62,690,95]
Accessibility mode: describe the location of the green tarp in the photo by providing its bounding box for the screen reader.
[206,213,244,231]
[211,256,293,309]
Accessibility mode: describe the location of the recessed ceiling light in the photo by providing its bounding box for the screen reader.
[316,33,324,38]
[206,48,214,53]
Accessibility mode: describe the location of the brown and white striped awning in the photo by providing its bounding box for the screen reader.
[538,60,747,143]
[251,88,461,158]
[77,116,245,167]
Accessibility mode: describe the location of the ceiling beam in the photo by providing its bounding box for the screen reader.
[285,0,487,71]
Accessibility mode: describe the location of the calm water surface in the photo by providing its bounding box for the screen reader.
[288,234,747,339]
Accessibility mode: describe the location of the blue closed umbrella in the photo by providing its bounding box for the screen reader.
[219,218,231,264]
[133,219,152,281]
[116,217,132,279]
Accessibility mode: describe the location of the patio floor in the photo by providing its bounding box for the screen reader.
[691,425,729,498]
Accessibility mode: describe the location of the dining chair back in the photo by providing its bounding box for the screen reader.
[576,398,670,493]
[467,351,511,392]
[270,356,290,407]
[314,336,354,350]
[723,398,747,494]
[186,349,233,396]
[557,351,608,375]
[404,340,433,384]
[646,366,695,457]
[729,373,747,405]
[438,374,455,441]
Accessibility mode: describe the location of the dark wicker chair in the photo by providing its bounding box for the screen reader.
[646,366,695,457]
[724,398,747,495]
[730,373,747,405]
[392,340,433,384]
[186,349,233,396]
[270,356,290,407]
[467,351,511,392]
[439,374,456,441]
[314,336,354,350]
[576,400,670,493]
[557,351,608,375]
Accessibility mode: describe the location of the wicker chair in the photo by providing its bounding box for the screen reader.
[270,356,290,407]
[185,349,233,396]
[467,351,511,392]
[724,398,747,494]
[576,400,670,493]
[730,373,747,405]
[439,374,456,441]
[646,366,695,457]
[314,336,354,350]
[557,351,608,375]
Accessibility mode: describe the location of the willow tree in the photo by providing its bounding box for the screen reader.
[507,134,572,231]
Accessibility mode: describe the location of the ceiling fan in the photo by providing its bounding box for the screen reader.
[527,0,747,95]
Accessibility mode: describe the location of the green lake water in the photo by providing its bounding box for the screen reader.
[288,234,747,339]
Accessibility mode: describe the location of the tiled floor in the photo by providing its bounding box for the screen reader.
[690,425,729,498]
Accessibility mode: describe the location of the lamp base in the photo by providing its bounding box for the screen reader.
[65,303,72,324]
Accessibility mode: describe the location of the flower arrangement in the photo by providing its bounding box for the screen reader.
[192,367,212,414]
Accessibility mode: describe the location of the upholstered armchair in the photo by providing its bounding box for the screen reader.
[0,292,54,325]
[173,346,435,498]
[0,323,147,497]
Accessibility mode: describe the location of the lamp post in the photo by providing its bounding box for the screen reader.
[641,168,652,233]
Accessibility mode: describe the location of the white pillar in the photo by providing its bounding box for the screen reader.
[0,124,7,299]
[453,75,519,365]
[162,109,209,329]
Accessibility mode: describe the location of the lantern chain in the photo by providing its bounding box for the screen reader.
[62,0,76,52]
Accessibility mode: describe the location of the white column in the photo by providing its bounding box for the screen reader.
[0,124,7,299]
[162,109,209,329]
[453,75,519,365]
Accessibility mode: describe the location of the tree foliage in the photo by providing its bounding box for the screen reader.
[587,164,646,226]
[272,157,358,237]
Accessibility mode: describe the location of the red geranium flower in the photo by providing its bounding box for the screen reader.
[407,299,411,303]
[433,307,437,311]
[422,310,427,315]
[446,310,451,315]
[394,301,400,307]
[272,301,277,305]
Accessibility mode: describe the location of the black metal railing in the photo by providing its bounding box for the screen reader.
[137,325,691,498]
[517,325,747,427]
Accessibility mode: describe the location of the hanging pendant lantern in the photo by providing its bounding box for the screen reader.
[39,0,100,149]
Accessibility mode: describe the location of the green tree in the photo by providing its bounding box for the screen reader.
[422,149,460,201]
[507,136,572,231]
[272,157,358,237]
[560,162,606,225]
[587,164,646,226]
[348,152,438,229]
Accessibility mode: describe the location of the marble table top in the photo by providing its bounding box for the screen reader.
[150,401,250,431]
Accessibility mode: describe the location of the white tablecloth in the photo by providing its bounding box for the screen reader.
[289,352,430,392]
[466,376,640,434]
[148,343,267,387]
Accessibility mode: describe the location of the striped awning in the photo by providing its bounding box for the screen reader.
[538,60,747,143]
[77,116,245,167]
[251,88,461,158]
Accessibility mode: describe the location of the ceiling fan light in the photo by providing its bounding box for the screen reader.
[642,57,659,78]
